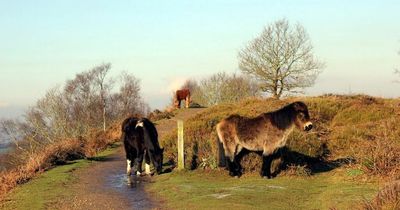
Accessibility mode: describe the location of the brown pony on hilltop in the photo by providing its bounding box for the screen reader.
[216,101,313,178]
[174,89,191,109]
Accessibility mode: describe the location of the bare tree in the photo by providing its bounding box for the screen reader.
[196,73,226,106]
[395,50,400,83]
[91,63,112,131]
[64,71,98,134]
[111,71,143,118]
[239,19,324,99]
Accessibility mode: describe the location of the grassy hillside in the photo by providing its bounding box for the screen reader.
[148,170,378,210]
[160,95,400,179]
[153,95,399,209]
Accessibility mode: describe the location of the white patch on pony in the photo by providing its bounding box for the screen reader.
[304,122,313,130]
[145,163,151,174]
[278,126,294,148]
[136,171,142,176]
[126,159,132,175]
[136,121,144,128]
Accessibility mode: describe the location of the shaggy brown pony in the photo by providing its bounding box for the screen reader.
[216,101,313,178]
[174,89,191,108]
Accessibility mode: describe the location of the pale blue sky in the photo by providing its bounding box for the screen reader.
[1,0,399,117]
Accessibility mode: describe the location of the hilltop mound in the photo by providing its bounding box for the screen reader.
[159,95,400,179]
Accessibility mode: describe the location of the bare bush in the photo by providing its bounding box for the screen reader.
[193,72,260,106]
[110,71,146,119]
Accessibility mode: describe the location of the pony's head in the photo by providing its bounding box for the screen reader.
[153,148,164,174]
[292,101,313,131]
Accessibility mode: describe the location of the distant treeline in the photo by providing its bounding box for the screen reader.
[0,62,146,172]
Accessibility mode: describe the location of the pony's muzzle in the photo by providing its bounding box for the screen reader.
[304,122,313,131]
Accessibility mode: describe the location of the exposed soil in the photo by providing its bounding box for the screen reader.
[55,147,156,210]
[55,108,204,210]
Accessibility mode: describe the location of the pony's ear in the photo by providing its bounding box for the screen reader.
[292,102,303,111]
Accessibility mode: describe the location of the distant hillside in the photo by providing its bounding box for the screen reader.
[160,95,400,179]
[0,106,26,120]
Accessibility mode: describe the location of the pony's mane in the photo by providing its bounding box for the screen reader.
[267,102,298,129]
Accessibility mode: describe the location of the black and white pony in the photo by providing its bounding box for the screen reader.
[121,117,164,176]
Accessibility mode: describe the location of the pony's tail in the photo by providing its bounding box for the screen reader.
[216,123,226,168]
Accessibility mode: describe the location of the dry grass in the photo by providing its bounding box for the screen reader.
[0,138,84,199]
[0,121,123,200]
[362,181,400,210]
[83,123,121,157]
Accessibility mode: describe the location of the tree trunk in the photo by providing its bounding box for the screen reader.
[272,80,281,99]
[102,99,106,132]
[272,93,280,99]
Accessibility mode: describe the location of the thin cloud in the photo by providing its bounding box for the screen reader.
[0,102,9,108]
[163,77,188,94]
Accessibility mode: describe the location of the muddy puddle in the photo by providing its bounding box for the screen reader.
[103,154,157,210]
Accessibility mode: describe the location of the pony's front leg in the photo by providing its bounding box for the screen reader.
[144,152,152,175]
[233,156,243,177]
[135,152,144,176]
[261,154,273,179]
[226,157,236,177]
[226,156,242,177]
[126,158,133,175]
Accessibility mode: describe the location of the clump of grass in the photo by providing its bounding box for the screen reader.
[284,164,312,177]
[358,120,400,178]
[362,181,400,210]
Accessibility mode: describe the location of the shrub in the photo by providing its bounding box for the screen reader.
[148,109,175,122]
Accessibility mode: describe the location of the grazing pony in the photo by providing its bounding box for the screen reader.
[216,101,313,178]
[121,117,164,176]
[174,89,191,109]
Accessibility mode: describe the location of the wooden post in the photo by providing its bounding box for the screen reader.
[177,120,184,170]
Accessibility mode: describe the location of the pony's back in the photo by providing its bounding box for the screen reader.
[141,118,161,151]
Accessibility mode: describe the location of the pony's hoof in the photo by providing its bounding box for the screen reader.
[262,176,272,179]
[229,172,237,177]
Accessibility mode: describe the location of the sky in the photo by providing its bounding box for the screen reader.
[0,0,399,118]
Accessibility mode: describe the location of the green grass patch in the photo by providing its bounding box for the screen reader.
[1,160,90,210]
[0,143,120,210]
[148,170,378,210]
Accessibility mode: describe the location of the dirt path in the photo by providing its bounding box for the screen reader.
[55,108,204,210]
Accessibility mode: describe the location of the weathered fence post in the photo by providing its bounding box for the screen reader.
[177,120,184,170]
